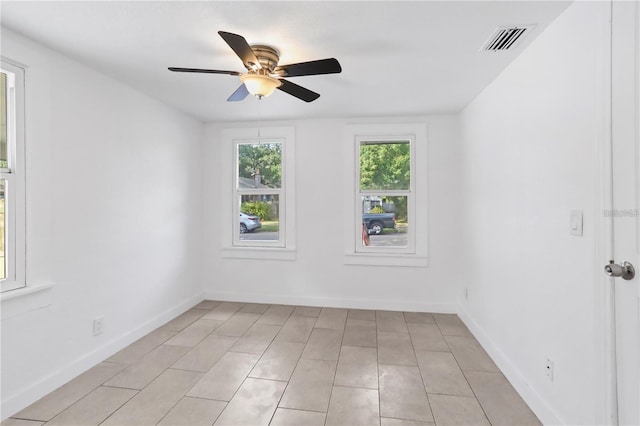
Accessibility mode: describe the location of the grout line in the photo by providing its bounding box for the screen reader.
[408,313,438,425]
[95,385,139,426]
[323,308,348,425]
[267,308,318,425]
[184,304,277,424]
[438,324,493,426]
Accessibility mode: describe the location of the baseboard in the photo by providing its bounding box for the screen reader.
[457,309,565,426]
[1,292,204,421]
[203,290,457,313]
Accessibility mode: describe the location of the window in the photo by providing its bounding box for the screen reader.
[1,60,26,292]
[222,126,296,260]
[235,140,283,246]
[358,138,414,253]
[344,123,428,267]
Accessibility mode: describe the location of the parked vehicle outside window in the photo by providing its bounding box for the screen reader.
[239,212,261,233]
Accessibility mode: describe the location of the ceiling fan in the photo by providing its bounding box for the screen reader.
[169,31,342,103]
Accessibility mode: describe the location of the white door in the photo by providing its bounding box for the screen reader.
[609,1,640,424]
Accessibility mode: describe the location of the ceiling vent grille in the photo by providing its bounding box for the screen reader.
[481,26,534,51]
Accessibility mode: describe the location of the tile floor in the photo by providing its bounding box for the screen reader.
[4,301,541,426]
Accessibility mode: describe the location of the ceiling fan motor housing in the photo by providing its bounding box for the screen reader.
[249,45,280,74]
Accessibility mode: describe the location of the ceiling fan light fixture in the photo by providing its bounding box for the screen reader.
[240,74,281,99]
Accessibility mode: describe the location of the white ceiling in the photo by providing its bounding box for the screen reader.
[0,1,570,123]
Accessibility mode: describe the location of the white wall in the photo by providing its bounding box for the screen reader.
[458,2,608,425]
[203,116,462,312]
[0,29,204,419]
[0,2,609,423]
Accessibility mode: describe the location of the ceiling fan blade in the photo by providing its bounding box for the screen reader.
[277,79,320,102]
[227,84,250,102]
[274,58,342,77]
[218,31,262,71]
[168,67,241,76]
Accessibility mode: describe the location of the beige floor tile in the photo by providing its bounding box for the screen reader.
[212,313,260,337]
[270,408,326,426]
[334,346,378,389]
[343,318,377,348]
[403,312,436,324]
[465,371,541,426]
[416,351,473,396]
[13,304,541,426]
[274,315,317,343]
[444,336,499,372]
[214,378,286,426]
[171,335,238,372]
[379,364,433,422]
[14,362,126,421]
[106,328,177,364]
[192,300,221,310]
[230,323,281,355]
[433,314,472,337]
[325,386,379,426]
[238,303,271,314]
[377,332,417,366]
[348,309,376,321]
[279,359,337,412]
[187,352,260,401]
[157,397,226,426]
[249,341,305,381]
[377,311,409,334]
[256,305,295,325]
[202,302,244,321]
[104,345,190,390]
[164,308,209,332]
[102,369,202,426]
[408,323,450,352]
[314,307,348,330]
[0,420,45,426]
[45,386,137,426]
[301,328,343,361]
[428,394,490,426]
[164,319,224,347]
[291,306,322,317]
[381,418,434,426]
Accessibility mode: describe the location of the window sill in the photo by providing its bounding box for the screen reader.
[222,247,297,261]
[344,253,429,267]
[1,282,55,320]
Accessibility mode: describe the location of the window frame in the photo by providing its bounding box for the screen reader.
[344,122,428,267]
[355,136,416,254]
[221,126,296,261]
[1,60,26,292]
[233,138,285,248]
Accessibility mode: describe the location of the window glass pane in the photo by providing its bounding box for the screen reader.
[239,194,280,241]
[237,142,282,189]
[0,71,7,168]
[359,141,410,191]
[361,195,408,248]
[0,180,6,280]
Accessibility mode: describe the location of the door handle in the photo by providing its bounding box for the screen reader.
[604,260,635,280]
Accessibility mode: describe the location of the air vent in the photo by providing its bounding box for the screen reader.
[481,26,534,51]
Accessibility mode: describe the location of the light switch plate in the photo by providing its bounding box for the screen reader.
[570,210,583,236]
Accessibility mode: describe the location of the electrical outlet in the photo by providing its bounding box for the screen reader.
[93,316,104,336]
[545,357,554,381]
